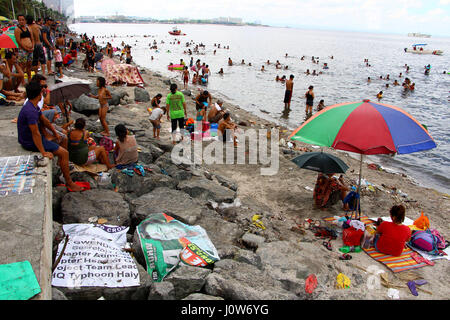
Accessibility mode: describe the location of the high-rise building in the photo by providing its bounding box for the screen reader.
[42,0,74,17]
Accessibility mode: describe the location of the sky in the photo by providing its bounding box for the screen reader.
[74,0,450,37]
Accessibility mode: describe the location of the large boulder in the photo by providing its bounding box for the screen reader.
[130,187,205,226]
[61,189,130,226]
[110,169,177,197]
[165,265,212,300]
[177,178,236,203]
[72,94,100,112]
[108,89,128,106]
[204,259,299,300]
[134,87,150,102]
[182,293,224,300]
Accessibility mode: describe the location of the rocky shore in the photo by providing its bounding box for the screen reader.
[50,51,449,300]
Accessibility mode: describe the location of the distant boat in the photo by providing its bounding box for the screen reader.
[404,44,443,55]
[408,33,431,38]
[168,26,186,36]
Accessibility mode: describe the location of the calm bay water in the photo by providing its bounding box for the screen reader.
[69,23,450,193]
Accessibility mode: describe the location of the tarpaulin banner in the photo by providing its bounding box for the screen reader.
[137,213,219,282]
[52,224,140,288]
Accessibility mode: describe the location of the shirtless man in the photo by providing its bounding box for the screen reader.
[182,66,189,89]
[29,16,46,75]
[284,75,294,109]
[208,99,225,124]
[15,15,34,83]
[1,51,26,100]
[56,33,66,56]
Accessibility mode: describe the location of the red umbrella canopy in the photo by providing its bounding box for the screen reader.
[0,33,18,48]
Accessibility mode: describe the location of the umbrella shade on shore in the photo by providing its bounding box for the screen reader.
[291,152,349,174]
[0,33,18,48]
[289,99,436,218]
[48,81,91,105]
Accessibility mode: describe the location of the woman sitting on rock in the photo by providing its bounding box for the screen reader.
[68,118,114,169]
[113,124,138,169]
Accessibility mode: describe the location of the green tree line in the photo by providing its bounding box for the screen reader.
[0,0,67,21]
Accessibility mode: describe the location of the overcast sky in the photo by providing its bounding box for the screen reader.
[74,0,450,37]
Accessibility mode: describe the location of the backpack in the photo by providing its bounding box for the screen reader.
[409,230,439,255]
[429,229,447,250]
[99,136,114,152]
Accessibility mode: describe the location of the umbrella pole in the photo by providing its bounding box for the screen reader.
[356,154,364,219]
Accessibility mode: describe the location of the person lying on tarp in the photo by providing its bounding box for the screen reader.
[313,173,350,209]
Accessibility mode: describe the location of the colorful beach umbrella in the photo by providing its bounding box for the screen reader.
[0,16,10,22]
[289,99,436,155]
[0,33,18,48]
[289,99,436,217]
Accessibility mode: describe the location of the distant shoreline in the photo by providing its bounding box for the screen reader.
[71,21,269,27]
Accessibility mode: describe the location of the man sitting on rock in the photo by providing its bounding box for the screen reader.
[208,99,226,124]
[17,81,83,192]
[1,51,26,101]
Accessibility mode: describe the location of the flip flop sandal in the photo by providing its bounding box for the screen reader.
[414,279,428,286]
[133,167,144,176]
[143,166,153,173]
[323,241,332,251]
[407,280,418,296]
[339,254,352,260]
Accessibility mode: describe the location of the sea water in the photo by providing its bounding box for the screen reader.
[69,23,450,193]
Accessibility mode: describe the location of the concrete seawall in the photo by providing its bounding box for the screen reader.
[0,105,53,300]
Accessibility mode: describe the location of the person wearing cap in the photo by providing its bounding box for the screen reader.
[207,99,225,124]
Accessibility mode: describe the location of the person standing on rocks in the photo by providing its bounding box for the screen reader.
[166,83,187,144]
[88,77,111,136]
[29,16,47,76]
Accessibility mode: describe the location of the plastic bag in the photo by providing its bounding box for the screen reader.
[413,211,430,230]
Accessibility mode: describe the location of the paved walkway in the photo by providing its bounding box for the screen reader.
[0,104,53,300]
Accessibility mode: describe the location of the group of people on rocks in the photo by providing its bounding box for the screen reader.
[1,16,77,104]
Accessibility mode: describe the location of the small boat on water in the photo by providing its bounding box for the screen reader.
[408,33,431,38]
[404,44,443,55]
[168,27,186,36]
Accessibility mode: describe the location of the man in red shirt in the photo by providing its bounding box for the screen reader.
[374,205,411,256]
[63,52,74,68]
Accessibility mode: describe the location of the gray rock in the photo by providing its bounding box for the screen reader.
[61,189,130,226]
[130,187,204,226]
[111,169,177,197]
[134,87,150,102]
[182,293,224,300]
[165,165,192,182]
[109,89,128,106]
[181,89,191,96]
[165,265,212,299]
[241,233,266,249]
[52,186,68,218]
[72,94,100,112]
[234,249,263,269]
[52,288,69,300]
[177,178,236,203]
[214,174,238,191]
[163,79,172,85]
[204,259,298,300]
[148,282,176,300]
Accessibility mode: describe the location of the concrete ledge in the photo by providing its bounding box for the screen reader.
[0,107,53,300]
